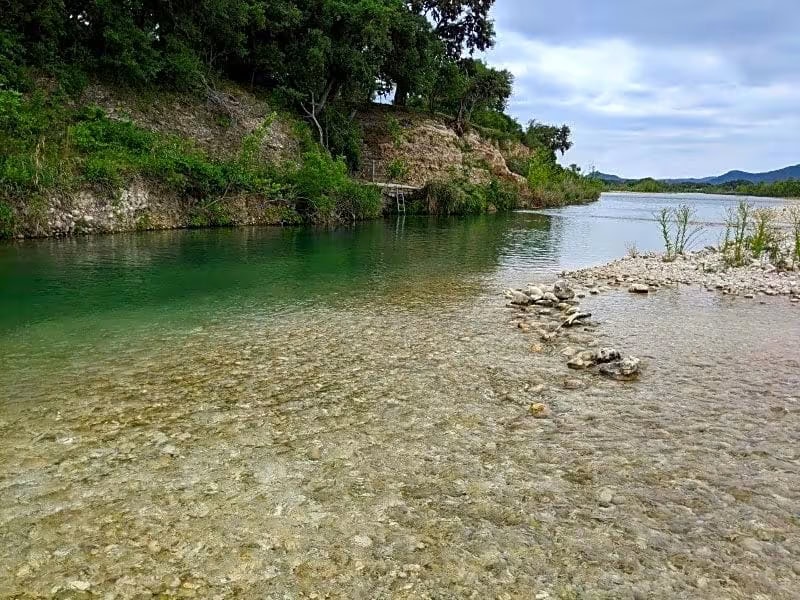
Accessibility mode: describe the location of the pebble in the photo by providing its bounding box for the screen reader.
[68,580,92,592]
[597,488,614,507]
[308,446,322,460]
[161,444,179,456]
[529,403,552,419]
[352,535,373,548]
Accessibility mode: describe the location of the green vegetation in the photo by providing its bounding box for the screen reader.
[522,145,603,206]
[0,201,14,239]
[608,177,800,199]
[722,201,751,266]
[790,207,800,264]
[0,89,381,227]
[386,158,409,181]
[412,177,518,215]
[386,116,405,147]
[654,204,703,259]
[699,200,797,267]
[1,0,600,232]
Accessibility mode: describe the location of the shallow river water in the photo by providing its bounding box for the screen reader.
[1,194,799,599]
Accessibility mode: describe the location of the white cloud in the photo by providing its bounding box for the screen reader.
[483,23,800,178]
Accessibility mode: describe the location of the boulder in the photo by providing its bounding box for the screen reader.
[554,279,575,300]
[628,284,650,294]
[543,291,560,303]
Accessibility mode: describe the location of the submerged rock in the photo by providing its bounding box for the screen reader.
[529,403,552,419]
[597,488,614,507]
[563,378,584,390]
[562,312,591,327]
[599,356,641,381]
[507,290,530,305]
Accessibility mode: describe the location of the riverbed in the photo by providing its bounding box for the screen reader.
[1,193,799,599]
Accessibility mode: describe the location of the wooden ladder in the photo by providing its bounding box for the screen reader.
[395,187,406,213]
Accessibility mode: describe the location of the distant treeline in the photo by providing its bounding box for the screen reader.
[603,177,800,199]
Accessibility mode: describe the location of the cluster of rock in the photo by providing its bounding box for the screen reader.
[567,248,800,303]
[504,279,642,390]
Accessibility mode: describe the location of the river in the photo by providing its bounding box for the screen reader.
[1,193,799,598]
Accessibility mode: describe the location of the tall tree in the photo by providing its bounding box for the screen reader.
[523,121,573,157]
[407,0,496,57]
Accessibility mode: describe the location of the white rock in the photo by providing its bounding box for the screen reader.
[68,580,92,592]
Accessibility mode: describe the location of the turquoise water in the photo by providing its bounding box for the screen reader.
[0,192,794,380]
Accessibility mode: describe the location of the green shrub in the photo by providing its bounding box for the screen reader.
[412,177,518,215]
[386,158,408,181]
[189,199,234,228]
[748,208,779,260]
[654,204,703,258]
[789,206,800,264]
[0,201,14,238]
[321,107,363,171]
[387,116,405,147]
[290,150,380,223]
[722,201,751,266]
[485,177,518,211]
[0,90,383,228]
[525,152,602,207]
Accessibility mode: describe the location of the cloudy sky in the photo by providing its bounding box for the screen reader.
[484,0,800,178]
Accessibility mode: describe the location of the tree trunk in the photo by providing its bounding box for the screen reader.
[393,82,409,106]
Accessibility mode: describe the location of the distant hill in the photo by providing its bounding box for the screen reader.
[598,163,800,185]
[593,172,626,183]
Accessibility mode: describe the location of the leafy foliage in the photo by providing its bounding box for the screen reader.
[0,90,384,225]
[412,176,518,215]
[1,0,603,224]
[290,151,381,223]
[386,158,409,181]
[0,201,14,238]
[523,121,573,157]
[523,148,602,207]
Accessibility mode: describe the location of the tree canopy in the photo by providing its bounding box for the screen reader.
[1,0,582,171]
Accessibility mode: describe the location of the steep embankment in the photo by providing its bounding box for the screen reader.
[5,83,306,238]
[2,85,538,238]
[357,104,530,189]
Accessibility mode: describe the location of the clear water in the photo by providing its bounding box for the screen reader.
[1,193,799,598]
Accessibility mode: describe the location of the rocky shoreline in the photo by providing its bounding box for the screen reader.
[565,248,800,303]
[504,244,800,408]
